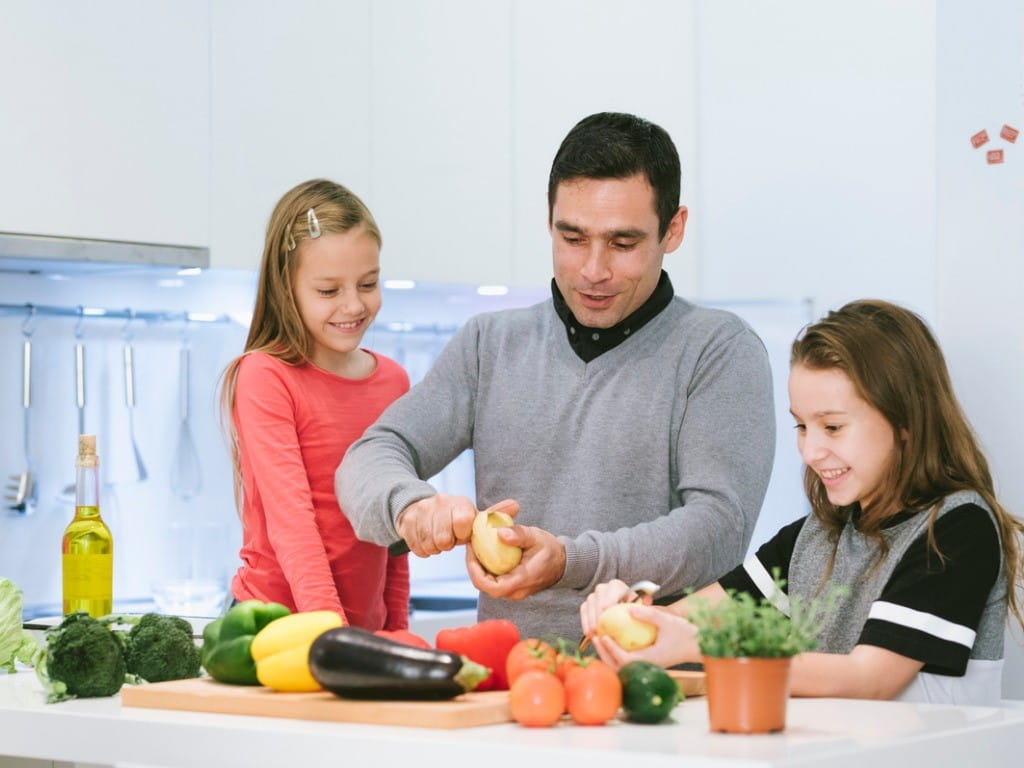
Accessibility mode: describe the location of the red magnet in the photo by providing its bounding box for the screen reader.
[987,149,1004,164]
[1000,124,1019,143]
[971,129,990,148]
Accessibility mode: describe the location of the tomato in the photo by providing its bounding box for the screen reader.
[506,638,557,686]
[554,652,585,682]
[564,659,622,726]
[510,670,566,727]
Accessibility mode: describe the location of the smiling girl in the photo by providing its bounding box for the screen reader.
[220,179,410,629]
[581,300,1024,704]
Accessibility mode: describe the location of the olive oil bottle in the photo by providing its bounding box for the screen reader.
[62,434,113,617]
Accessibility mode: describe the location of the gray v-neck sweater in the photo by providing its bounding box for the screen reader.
[338,297,775,640]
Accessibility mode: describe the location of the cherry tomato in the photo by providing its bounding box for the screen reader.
[555,652,586,682]
[506,639,557,686]
[510,670,566,727]
[564,660,622,726]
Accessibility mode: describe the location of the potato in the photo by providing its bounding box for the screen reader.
[597,603,658,650]
[471,508,523,576]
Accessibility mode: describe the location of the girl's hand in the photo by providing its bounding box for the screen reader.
[591,604,700,671]
[579,579,633,642]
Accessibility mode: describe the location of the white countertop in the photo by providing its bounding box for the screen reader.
[2,670,1023,768]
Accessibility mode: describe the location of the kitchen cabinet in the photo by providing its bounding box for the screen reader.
[2,671,1024,767]
[209,0,374,271]
[2,1,699,283]
[510,0,701,293]
[0,1,209,248]
[211,0,514,281]
[367,0,514,286]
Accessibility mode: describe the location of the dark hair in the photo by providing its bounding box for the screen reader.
[547,112,681,238]
[792,299,1024,627]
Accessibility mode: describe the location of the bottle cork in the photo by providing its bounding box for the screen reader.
[77,434,99,468]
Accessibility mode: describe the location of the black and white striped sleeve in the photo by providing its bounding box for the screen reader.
[718,516,807,612]
[858,503,1000,675]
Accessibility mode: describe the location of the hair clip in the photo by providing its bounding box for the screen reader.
[306,208,321,239]
[286,232,297,252]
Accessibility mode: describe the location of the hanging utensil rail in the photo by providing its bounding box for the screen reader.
[0,303,232,325]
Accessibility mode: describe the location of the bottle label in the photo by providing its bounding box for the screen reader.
[62,553,113,603]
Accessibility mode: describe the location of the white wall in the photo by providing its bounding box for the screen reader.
[696,0,937,320]
[693,0,1024,698]
[935,0,1024,700]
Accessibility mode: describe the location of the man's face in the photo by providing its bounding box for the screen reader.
[550,174,686,329]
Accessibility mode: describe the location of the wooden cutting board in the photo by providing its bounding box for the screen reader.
[668,670,707,697]
[121,678,511,729]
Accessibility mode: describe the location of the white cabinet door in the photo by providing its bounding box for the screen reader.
[510,0,699,292]
[369,0,513,286]
[209,0,374,270]
[0,1,209,247]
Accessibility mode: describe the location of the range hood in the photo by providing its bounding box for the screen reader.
[0,231,209,276]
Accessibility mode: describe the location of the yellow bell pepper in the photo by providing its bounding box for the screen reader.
[251,610,344,692]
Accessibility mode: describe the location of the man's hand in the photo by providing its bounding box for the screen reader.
[467,524,566,601]
[396,494,478,557]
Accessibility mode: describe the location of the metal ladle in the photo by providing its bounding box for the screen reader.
[60,310,88,500]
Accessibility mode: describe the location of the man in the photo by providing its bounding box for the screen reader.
[337,112,775,641]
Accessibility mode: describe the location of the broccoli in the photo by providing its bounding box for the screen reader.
[123,613,201,683]
[36,613,127,703]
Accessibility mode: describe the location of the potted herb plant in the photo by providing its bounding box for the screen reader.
[687,577,836,734]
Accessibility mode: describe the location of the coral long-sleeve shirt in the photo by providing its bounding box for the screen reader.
[230,350,410,629]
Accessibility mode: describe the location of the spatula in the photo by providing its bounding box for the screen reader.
[6,331,37,515]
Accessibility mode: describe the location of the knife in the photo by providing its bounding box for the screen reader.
[388,540,410,556]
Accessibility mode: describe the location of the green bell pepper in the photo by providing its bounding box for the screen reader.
[201,600,291,685]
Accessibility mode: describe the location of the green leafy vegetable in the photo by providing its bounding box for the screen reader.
[0,577,39,673]
[688,570,843,658]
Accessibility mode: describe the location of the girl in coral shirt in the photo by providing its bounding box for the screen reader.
[220,179,410,629]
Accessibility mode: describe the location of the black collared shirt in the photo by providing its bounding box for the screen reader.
[551,270,675,363]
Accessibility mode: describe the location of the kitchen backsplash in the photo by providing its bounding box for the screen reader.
[0,267,808,616]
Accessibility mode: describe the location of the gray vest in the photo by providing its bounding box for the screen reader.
[788,490,1005,660]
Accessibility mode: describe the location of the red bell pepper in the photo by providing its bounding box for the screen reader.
[435,619,520,691]
[373,629,431,649]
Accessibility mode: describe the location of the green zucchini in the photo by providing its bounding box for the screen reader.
[618,660,681,724]
[309,626,489,700]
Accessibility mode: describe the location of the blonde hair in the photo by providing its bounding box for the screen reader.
[219,179,381,510]
[791,299,1024,628]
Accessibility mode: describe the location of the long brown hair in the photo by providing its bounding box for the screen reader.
[792,299,1024,627]
[219,179,381,510]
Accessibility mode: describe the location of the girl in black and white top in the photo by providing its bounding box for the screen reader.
[581,299,1024,705]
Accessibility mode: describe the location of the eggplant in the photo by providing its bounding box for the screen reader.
[309,626,489,700]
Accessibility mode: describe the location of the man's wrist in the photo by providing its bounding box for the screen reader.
[554,536,599,590]
[389,483,437,537]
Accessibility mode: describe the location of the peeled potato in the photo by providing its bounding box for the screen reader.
[471,508,523,576]
[597,602,658,650]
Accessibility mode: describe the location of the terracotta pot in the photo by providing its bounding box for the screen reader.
[703,656,791,733]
